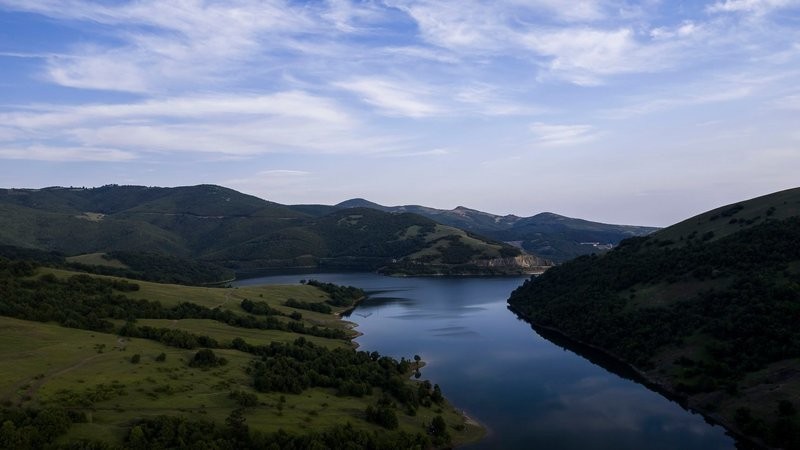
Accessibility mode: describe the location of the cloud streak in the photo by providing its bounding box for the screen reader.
[0,91,394,159]
[530,122,599,146]
[336,77,445,117]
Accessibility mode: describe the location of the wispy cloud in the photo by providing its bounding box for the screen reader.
[603,85,755,119]
[530,122,599,146]
[455,84,545,116]
[602,68,800,119]
[772,93,800,109]
[0,0,319,92]
[0,145,136,162]
[257,170,312,176]
[373,148,452,158]
[523,28,643,85]
[0,91,401,160]
[707,0,800,15]
[2,91,353,131]
[336,77,445,117]
[0,51,64,59]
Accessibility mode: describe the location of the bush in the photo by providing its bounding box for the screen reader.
[365,404,398,429]
[189,349,227,368]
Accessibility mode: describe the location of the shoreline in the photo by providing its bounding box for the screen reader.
[506,303,767,450]
[339,289,489,447]
[233,266,549,282]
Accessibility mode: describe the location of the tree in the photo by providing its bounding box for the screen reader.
[226,408,249,443]
[189,348,227,368]
[431,384,444,403]
[429,415,451,445]
[0,421,21,449]
[365,404,398,429]
[128,425,148,450]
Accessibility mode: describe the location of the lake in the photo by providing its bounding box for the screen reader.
[234,273,736,449]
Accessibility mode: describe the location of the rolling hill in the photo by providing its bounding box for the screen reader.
[0,260,481,447]
[293,198,658,263]
[0,185,545,278]
[508,187,800,449]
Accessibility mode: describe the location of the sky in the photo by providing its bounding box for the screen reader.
[0,0,799,227]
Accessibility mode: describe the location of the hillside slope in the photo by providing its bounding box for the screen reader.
[0,259,481,447]
[306,199,658,262]
[0,185,539,276]
[508,187,800,448]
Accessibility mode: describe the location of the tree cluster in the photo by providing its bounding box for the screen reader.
[126,415,432,450]
[0,268,348,341]
[304,280,364,307]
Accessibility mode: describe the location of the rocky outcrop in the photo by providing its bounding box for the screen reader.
[473,255,553,273]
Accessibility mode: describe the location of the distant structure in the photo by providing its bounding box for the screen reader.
[580,242,614,250]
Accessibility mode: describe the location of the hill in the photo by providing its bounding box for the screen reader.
[0,258,481,448]
[0,185,541,278]
[297,199,658,262]
[507,187,800,449]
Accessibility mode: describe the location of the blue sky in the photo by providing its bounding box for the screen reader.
[0,0,798,226]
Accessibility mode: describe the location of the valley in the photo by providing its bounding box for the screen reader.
[1,184,798,448]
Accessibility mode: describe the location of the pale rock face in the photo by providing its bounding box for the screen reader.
[474,255,553,272]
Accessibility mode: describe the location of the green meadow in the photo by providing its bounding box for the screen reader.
[0,268,482,448]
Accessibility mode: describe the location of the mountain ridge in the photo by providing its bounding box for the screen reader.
[307,198,659,262]
[0,184,547,278]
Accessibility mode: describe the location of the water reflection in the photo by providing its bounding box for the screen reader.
[234,273,735,450]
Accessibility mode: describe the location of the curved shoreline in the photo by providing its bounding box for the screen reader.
[342,292,488,447]
[506,303,767,450]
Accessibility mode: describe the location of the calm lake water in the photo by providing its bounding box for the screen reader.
[234,273,735,450]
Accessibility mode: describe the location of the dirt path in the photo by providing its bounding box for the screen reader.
[213,289,233,309]
[25,352,107,398]
[2,351,108,404]
[2,337,128,401]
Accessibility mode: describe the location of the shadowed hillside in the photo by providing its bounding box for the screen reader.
[508,187,800,449]
[0,185,543,277]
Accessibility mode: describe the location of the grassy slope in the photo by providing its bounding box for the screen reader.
[406,225,506,262]
[65,253,129,269]
[508,187,800,448]
[653,186,800,245]
[0,268,482,447]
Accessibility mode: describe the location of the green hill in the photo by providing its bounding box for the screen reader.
[306,199,658,262]
[0,185,538,278]
[0,258,481,448]
[508,187,800,448]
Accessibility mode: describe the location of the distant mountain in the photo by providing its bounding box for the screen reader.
[0,185,547,276]
[291,199,659,263]
[508,187,800,449]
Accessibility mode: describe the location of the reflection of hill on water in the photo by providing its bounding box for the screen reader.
[513,311,744,447]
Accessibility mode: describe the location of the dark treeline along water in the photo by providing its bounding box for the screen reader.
[234,273,736,450]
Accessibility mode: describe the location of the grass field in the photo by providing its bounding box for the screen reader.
[1,271,483,447]
[39,267,352,333]
[0,316,480,446]
[134,318,348,349]
[66,252,129,269]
